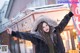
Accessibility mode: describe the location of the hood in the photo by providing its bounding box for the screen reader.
[31,15,58,32]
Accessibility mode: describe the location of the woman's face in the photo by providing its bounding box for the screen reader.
[42,22,50,33]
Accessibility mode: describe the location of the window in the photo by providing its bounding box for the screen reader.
[27,0,48,8]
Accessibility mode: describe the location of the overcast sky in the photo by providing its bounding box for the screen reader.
[0,0,9,9]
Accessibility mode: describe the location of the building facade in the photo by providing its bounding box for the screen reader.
[0,1,9,33]
[0,0,78,53]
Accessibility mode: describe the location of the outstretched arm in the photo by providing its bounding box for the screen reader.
[55,11,73,33]
[6,28,39,44]
[12,31,36,40]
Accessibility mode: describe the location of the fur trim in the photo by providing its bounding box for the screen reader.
[31,15,58,32]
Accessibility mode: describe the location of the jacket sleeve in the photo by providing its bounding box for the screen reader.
[55,11,73,33]
[11,31,39,44]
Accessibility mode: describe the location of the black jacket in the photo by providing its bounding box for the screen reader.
[11,11,73,53]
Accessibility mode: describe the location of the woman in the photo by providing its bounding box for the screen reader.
[7,11,73,53]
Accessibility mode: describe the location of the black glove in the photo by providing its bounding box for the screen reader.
[68,11,74,17]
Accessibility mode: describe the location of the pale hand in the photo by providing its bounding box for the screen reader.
[6,28,12,35]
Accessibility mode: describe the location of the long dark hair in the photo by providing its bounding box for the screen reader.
[36,21,52,43]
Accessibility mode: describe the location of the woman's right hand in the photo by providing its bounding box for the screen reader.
[6,28,12,35]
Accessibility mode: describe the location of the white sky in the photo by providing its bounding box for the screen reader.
[0,0,9,9]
